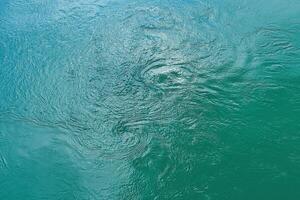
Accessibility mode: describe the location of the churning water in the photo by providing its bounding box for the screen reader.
[0,0,300,199]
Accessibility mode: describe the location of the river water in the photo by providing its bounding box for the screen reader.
[0,0,300,199]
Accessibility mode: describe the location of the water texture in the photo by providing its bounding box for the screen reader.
[0,0,300,199]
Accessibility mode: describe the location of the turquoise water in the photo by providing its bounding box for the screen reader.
[1,0,300,199]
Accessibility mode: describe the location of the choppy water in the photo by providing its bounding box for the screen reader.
[1,0,300,199]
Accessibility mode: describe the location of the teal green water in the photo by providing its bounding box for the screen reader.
[1,0,300,199]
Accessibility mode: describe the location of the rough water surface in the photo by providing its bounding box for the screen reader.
[0,0,300,199]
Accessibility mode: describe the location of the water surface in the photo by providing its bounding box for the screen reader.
[1,0,300,199]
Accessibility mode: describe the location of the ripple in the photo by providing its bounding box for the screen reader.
[100,119,151,161]
[137,60,195,93]
[240,24,300,82]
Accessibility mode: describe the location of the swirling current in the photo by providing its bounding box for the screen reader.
[0,0,300,199]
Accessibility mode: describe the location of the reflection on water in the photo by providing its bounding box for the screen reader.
[1,0,300,199]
